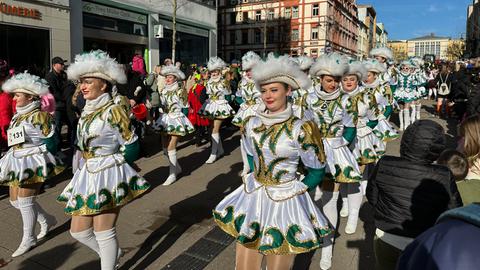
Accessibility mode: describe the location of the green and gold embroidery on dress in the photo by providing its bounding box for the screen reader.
[108,104,134,142]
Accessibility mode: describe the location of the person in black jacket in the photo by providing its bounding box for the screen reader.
[366,119,462,270]
[45,56,72,147]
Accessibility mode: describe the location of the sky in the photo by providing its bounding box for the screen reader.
[358,0,472,40]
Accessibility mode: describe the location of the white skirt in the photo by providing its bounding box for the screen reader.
[0,145,63,187]
[199,99,235,120]
[213,175,332,255]
[352,126,385,165]
[232,103,260,128]
[323,137,362,183]
[153,111,195,136]
[373,118,399,143]
[57,153,150,215]
[394,88,417,103]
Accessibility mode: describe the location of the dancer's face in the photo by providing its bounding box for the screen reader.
[246,69,253,79]
[13,92,34,107]
[342,75,359,92]
[260,82,291,114]
[366,72,377,84]
[165,75,176,85]
[210,70,221,80]
[321,75,340,93]
[80,77,107,100]
[375,56,386,63]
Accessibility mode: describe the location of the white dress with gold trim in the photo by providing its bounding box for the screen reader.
[199,77,235,119]
[213,106,332,255]
[232,77,261,128]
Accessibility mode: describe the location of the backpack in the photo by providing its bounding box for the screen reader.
[438,73,450,95]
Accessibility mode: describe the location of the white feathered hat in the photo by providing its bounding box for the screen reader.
[309,52,349,78]
[67,50,126,84]
[410,57,424,68]
[293,55,314,71]
[242,51,261,71]
[252,53,311,90]
[207,56,227,71]
[363,59,387,74]
[2,71,49,97]
[401,60,415,68]
[345,60,368,81]
[161,65,186,80]
[370,47,394,61]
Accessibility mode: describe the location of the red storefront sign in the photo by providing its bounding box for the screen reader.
[0,2,42,20]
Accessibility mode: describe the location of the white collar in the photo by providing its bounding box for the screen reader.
[342,86,363,96]
[363,79,380,89]
[14,100,40,117]
[315,85,341,101]
[82,93,112,115]
[257,103,293,127]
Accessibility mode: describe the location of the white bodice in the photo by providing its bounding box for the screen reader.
[207,78,230,99]
[10,108,55,148]
[236,77,260,104]
[160,83,186,113]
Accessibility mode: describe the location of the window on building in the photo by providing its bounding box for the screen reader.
[312,4,319,16]
[268,9,274,20]
[311,49,318,57]
[267,28,275,42]
[311,27,319,40]
[291,29,299,41]
[292,6,299,18]
[230,12,237,24]
[254,29,261,44]
[243,11,248,22]
[230,31,236,45]
[285,7,291,18]
[242,30,249,44]
[256,10,262,21]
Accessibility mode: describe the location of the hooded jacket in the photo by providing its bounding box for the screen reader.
[367,120,462,238]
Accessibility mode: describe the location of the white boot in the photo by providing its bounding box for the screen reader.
[13,196,37,257]
[416,104,421,120]
[206,133,220,164]
[240,138,249,176]
[345,183,362,234]
[70,228,100,255]
[404,108,411,130]
[320,191,339,270]
[411,105,416,125]
[163,150,178,186]
[94,228,119,270]
[399,109,404,131]
[36,201,56,240]
[339,185,348,218]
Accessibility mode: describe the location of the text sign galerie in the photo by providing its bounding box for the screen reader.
[7,125,25,147]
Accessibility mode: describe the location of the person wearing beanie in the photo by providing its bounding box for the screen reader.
[153,65,195,185]
[363,59,400,142]
[306,53,363,270]
[213,53,331,270]
[338,60,385,236]
[0,72,64,257]
[57,50,150,270]
[199,56,235,164]
[232,51,262,176]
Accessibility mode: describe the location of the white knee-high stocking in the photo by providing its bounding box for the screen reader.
[345,183,363,234]
[404,108,411,129]
[411,105,416,124]
[339,185,348,217]
[94,228,119,270]
[399,109,404,130]
[416,104,421,120]
[13,196,38,257]
[206,133,220,164]
[70,228,100,255]
[320,191,339,270]
[163,150,179,186]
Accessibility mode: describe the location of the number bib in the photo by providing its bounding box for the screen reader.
[7,126,26,147]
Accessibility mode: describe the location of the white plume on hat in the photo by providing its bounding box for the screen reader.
[252,53,311,90]
[67,50,127,84]
[293,55,314,71]
[410,57,424,68]
[161,65,186,80]
[363,59,387,74]
[207,56,227,71]
[309,52,348,78]
[370,47,394,60]
[242,51,261,71]
[401,60,414,68]
[345,61,368,82]
[2,71,49,97]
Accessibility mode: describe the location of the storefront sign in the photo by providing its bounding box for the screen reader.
[0,2,42,20]
[83,2,147,25]
[159,19,209,38]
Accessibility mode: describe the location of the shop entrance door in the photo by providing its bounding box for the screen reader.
[84,38,145,65]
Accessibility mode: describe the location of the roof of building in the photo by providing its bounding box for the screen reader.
[409,34,450,41]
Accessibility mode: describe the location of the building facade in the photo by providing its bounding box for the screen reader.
[0,0,71,75]
[407,34,450,60]
[467,0,480,58]
[357,4,376,55]
[357,20,369,59]
[375,23,388,48]
[217,0,358,62]
[70,0,217,70]
[387,40,408,61]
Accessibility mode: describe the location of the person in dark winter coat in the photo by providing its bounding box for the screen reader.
[367,119,463,270]
[450,66,470,120]
[397,203,480,270]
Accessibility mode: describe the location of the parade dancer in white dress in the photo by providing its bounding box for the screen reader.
[213,54,331,270]
[410,58,428,121]
[394,61,420,130]
[57,50,150,270]
[291,55,314,118]
[200,57,235,164]
[232,51,261,176]
[369,48,397,120]
[363,59,400,142]
[0,72,63,257]
[306,53,362,270]
[153,65,195,185]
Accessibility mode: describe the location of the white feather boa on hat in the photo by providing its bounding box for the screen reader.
[2,71,49,97]
[67,50,126,84]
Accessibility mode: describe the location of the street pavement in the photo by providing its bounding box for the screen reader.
[0,101,456,270]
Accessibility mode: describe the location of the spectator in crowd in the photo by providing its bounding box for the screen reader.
[0,59,13,154]
[397,203,480,270]
[437,149,469,182]
[435,65,454,119]
[456,115,480,205]
[187,70,209,146]
[367,119,462,270]
[144,65,162,123]
[164,58,173,66]
[450,64,470,121]
[45,56,71,147]
[132,50,146,77]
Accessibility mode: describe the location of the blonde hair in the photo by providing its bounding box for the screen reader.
[459,115,480,165]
